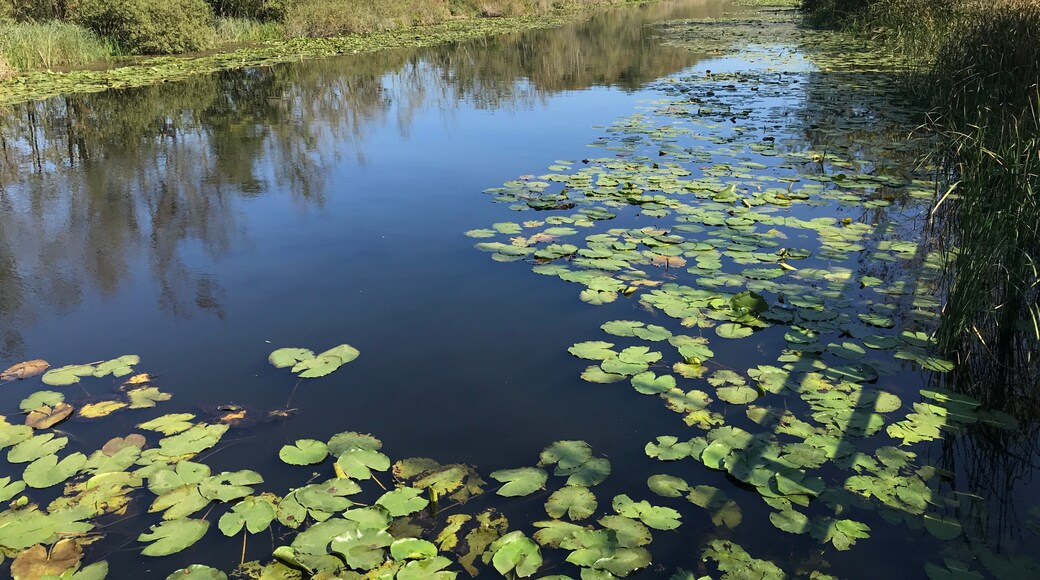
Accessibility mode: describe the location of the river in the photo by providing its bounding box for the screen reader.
[0,1,1036,578]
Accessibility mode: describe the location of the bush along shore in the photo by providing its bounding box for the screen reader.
[803,0,1040,387]
[0,0,647,104]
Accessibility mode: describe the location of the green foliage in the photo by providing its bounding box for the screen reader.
[206,0,289,21]
[72,0,215,54]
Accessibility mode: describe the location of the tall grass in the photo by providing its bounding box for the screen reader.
[214,16,284,44]
[803,0,1040,369]
[0,20,120,69]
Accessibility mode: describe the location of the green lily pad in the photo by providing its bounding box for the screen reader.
[611,495,681,530]
[376,487,429,517]
[139,519,210,557]
[336,448,391,480]
[8,434,68,464]
[716,323,754,339]
[631,372,676,395]
[165,565,227,580]
[19,391,64,412]
[330,527,393,571]
[391,538,439,561]
[540,441,593,470]
[218,495,277,536]
[568,342,616,361]
[545,486,597,521]
[488,531,542,578]
[397,556,455,580]
[647,474,689,498]
[490,468,547,497]
[279,440,329,466]
[564,458,612,487]
[23,452,86,488]
[268,348,315,368]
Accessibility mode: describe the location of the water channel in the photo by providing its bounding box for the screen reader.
[1,1,1037,578]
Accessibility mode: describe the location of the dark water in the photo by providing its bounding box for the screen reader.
[1,1,1037,578]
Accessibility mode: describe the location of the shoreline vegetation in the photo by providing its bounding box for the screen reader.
[0,0,659,105]
[802,1,1039,392]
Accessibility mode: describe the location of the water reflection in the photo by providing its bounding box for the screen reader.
[0,1,724,360]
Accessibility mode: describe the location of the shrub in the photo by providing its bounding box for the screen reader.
[73,0,215,54]
[6,0,73,21]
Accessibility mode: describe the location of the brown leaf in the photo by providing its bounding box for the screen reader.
[101,434,146,456]
[25,403,74,430]
[651,255,687,268]
[1,360,50,381]
[219,410,247,424]
[11,539,83,580]
[120,373,155,388]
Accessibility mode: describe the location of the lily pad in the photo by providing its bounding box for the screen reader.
[279,440,329,466]
[138,519,210,557]
[545,486,597,520]
[490,468,547,497]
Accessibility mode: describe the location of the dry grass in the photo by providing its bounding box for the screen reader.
[0,55,15,80]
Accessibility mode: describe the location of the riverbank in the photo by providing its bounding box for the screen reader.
[0,0,663,106]
[801,0,1040,378]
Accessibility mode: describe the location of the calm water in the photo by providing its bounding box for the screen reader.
[1,1,1037,578]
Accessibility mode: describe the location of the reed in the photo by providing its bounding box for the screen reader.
[0,20,119,69]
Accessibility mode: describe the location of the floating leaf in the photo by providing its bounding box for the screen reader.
[376,487,429,517]
[545,486,597,520]
[647,474,689,498]
[138,414,195,435]
[92,355,140,378]
[19,391,63,412]
[164,565,227,580]
[127,387,172,409]
[336,448,391,480]
[612,495,681,530]
[540,441,592,470]
[488,531,541,578]
[923,515,962,540]
[631,372,675,395]
[293,347,361,380]
[268,348,315,368]
[23,452,86,488]
[10,539,82,580]
[330,527,393,571]
[564,458,612,487]
[218,495,277,536]
[41,365,94,387]
[25,403,73,430]
[280,440,329,466]
[716,323,754,339]
[568,342,616,361]
[490,468,547,497]
[769,509,809,534]
[8,434,67,463]
[2,360,50,381]
[79,401,128,419]
[139,518,210,557]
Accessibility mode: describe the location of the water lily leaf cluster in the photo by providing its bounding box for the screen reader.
[269,345,360,378]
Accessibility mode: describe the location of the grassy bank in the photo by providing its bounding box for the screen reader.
[803,0,1040,374]
[0,0,655,104]
[0,0,612,73]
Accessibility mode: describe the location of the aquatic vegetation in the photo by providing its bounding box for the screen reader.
[464,4,1038,577]
[269,344,360,378]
